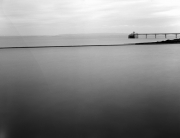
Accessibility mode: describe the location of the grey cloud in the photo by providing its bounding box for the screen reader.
[0,0,179,35]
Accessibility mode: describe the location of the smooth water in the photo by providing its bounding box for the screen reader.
[0,35,180,138]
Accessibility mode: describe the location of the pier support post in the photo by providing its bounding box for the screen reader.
[136,34,138,38]
[176,34,177,38]
[146,34,147,38]
[155,34,156,38]
[165,34,166,38]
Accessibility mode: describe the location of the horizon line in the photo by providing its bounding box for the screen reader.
[0,33,130,37]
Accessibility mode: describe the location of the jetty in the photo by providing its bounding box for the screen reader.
[128,32,180,39]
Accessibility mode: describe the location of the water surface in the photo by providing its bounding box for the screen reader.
[0,37,180,138]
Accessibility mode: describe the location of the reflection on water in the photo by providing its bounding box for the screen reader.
[0,45,180,138]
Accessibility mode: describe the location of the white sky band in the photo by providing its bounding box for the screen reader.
[0,0,180,35]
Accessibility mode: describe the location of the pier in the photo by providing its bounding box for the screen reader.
[128,32,180,39]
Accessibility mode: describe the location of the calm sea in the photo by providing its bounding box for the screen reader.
[0,34,180,138]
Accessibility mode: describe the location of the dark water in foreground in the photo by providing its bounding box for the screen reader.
[0,44,180,138]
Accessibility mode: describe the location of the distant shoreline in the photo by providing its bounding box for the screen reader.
[0,39,179,49]
[0,43,133,49]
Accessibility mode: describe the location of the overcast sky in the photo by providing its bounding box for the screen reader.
[0,0,180,35]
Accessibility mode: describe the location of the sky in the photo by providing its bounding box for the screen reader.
[0,0,180,35]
